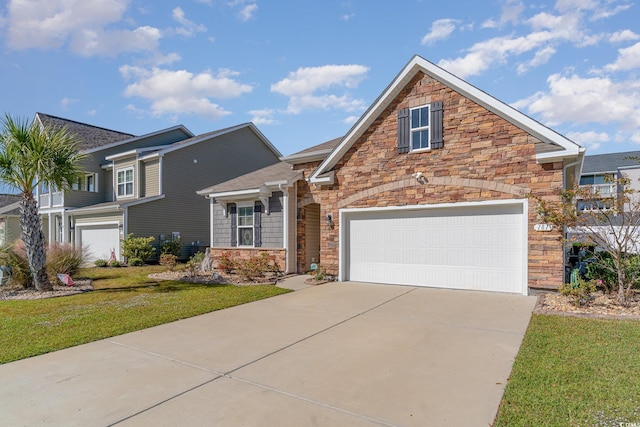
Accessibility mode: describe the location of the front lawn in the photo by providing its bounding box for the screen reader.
[494,314,640,426]
[0,265,290,364]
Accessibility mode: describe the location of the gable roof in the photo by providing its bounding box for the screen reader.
[197,161,301,196]
[0,194,21,216]
[582,150,640,174]
[281,137,342,164]
[36,113,136,151]
[309,55,584,183]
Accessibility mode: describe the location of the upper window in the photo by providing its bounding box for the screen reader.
[117,167,134,197]
[237,205,254,246]
[86,174,96,192]
[411,105,430,151]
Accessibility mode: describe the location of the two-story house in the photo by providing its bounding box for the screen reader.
[577,150,640,211]
[35,113,282,261]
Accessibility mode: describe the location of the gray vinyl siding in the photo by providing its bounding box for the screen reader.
[104,169,114,202]
[73,211,123,225]
[143,159,160,197]
[145,126,280,253]
[114,158,138,200]
[64,155,107,208]
[212,193,284,248]
[87,128,190,160]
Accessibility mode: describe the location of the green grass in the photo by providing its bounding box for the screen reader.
[494,314,640,427]
[0,266,290,364]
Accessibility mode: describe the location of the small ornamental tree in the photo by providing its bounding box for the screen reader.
[121,234,156,264]
[530,176,640,305]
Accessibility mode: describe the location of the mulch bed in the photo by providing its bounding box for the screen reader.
[0,280,94,301]
[534,290,640,320]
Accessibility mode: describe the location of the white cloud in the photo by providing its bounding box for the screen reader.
[271,64,369,114]
[481,0,524,28]
[517,46,556,74]
[249,109,278,125]
[60,97,78,109]
[609,30,640,43]
[4,0,161,56]
[120,66,253,120]
[591,2,633,20]
[605,42,640,71]
[238,4,257,22]
[421,19,460,45]
[342,115,359,125]
[513,73,640,132]
[565,130,609,150]
[170,7,206,38]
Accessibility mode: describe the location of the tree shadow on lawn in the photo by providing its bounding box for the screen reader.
[92,280,230,293]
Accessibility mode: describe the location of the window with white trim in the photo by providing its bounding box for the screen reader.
[237,205,254,246]
[86,174,96,192]
[410,105,430,151]
[117,167,134,197]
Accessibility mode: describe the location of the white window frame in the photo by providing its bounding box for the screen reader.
[237,203,254,247]
[86,173,98,193]
[117,167,134,198]
[410,104,431,152]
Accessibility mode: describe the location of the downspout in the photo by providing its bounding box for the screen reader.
[209,196,214,249]
[279,183,289,273]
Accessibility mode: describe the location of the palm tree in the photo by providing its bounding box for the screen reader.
[0,114,85,291]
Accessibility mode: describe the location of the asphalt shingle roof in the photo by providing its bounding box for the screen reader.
[582,150,640,174]
[198,162,299,195]
[36,113,136,151]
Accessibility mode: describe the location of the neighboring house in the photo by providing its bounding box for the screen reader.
[577,150,640,211]
[199,55,584,294]
[0,194,22,246]
[35,113,282,261]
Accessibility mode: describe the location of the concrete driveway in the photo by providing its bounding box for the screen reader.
[0,279,536,426]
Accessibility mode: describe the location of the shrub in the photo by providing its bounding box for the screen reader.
[560,277,596,307]
[94,259,108,267]
[236,253,271,282]
[0,241,31,288]
[108,259,122,268]
[160,239,182,257]
[186,252,205,277]
[127,257,143,267]
[0,241,84,288]
[586,251,640,293]
[311,264,326,281]
[159,253,178,271]
[121,234,155,263]
[217,251,236,274]
[45,243,84,283]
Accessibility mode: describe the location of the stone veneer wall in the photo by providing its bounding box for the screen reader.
[293,71,565,290]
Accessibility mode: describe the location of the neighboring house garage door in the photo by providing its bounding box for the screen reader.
[342,201,526,294]
[77,224,120,262]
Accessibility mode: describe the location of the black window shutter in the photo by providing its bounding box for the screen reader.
[397,108,410,154]
[430,101,444,149]
[230,205,237,247]
[254,203,262,247]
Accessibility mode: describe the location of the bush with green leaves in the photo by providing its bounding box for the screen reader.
[108,259,122,268]
[121,234,155,263]
[586,251,640,293]
[185,252,205,277]
[560,277,596,307]
[94,259,108,267]
[160,239,182,257]
[127,257,143,266]
[236,252,274,282]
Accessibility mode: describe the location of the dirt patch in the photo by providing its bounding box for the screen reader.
[534,290,640,320]
[147,269,284,286]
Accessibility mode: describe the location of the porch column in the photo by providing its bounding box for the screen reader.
[61,211,67,244]
[47,212,54,247]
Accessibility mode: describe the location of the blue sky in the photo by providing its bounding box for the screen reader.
[1,0,639,156]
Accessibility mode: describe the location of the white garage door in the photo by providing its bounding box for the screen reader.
[77,224,120,262]
[343,202,526,294]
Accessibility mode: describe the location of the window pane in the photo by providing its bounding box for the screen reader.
[420,107,429,127]
[117,171,124,184]
[411,109,420,128]
[239,227,253,246]
[411,130,429,150]
[126,169,133,181]
[126,183,133,195]
[594,175,606,185]
[580,175,594,185]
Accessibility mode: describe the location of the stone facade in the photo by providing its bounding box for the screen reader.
[209,248,286,274]
[294,72,564,290]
